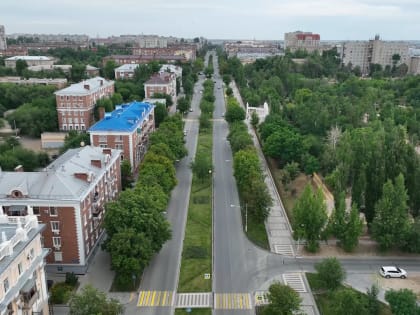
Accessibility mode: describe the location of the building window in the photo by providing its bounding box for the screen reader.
[99,144,107,148]
[99,135,107,143]
[51,221,60,233]
[30,248,34,258]
[3,278,9,293]
[115,144,123,150]
[54,252,63,262]
[32,207,40,215]
[81,125,85,130]
[62,118,66,123]
[63,125,67,130]
[115,135,123,142]
[53,237,61,248]
[18,263,23,275]
[49,207,58,216]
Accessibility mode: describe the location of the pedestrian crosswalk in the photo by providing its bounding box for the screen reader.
[214,293,252,309]
[283,273,307,293]
[137,291,174,307]
[273,244,295,256]
[175,293,212,308]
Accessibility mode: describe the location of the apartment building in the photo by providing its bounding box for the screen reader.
[138,36,168,48]
[85,65,100,78]
[144,72,177,103]
[0,77,68,88]
[5,56,55,68]
[103,54,186,66]
[284,31,320,53]
[88,101,155,171]
[0,146,122,274]
[160,64,182,79]
[0,25,6,51]
[114,64,139,80]
[0,214,49,315]
[132,44,196,62]
[341,35,409,74]
[55,76,114,131]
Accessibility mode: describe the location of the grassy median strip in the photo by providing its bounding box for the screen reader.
[178,129,213,293]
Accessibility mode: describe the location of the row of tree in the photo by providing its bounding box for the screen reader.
[103,115,186,288]
[225,96,272,223]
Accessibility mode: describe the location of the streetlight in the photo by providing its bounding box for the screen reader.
[230,203,248,233]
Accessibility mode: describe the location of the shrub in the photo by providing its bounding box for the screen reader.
[65,272,78,287]
[49,282,73,304]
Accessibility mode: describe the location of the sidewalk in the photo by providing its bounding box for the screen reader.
[230,80,320,315]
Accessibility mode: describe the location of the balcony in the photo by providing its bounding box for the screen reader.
[20,279,38,309]
[92,205,103,218]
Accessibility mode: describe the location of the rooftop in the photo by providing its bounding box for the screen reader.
[5,55,53,61]
[145,72,174,85]
[0,146,120,201]
[88,101,154,133]
[115,63,139,71]
[54,76,113,96]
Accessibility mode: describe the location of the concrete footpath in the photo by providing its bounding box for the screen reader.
[230,80,320,315]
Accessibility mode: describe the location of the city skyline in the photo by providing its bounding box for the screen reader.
[1,0,420,40]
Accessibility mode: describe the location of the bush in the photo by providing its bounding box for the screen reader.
[65,272,78,287]
[49,282,73,304]
[315,257,346,291]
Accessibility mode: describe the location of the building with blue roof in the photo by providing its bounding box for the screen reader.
[88,101,155,171]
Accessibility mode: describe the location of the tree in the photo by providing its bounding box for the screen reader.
[120,160,133,190]
[225,101,246,123]
[366,284,380,315]
[69,285,123,315]
[177,96,190,114]
[191,151,212,182]
[263,282,302,315]
[60,131,90,154]
[315,257,346,291]
[154,102,168,128]
[372,174,411,251]
[104,60,118,79]
[385,289,420,315]
[138,153,177,194]
[15,59,28,76]
[331,289,368,315]
[250,111,259,129]
[292,185,327,252]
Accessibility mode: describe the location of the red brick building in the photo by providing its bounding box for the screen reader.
[0,146,121,274]
[144,72,177,103]
[102,54,186,66]
[54,77,114,131]
[88,101,155,171]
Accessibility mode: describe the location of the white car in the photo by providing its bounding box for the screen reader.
[379,266,407,279]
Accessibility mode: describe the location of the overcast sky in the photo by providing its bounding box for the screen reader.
[1,0,419,40]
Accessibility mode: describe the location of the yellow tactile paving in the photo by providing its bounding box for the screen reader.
[137,291,174,307]
[214,293,252,309]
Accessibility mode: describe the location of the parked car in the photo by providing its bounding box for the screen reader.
[379,266,407,279]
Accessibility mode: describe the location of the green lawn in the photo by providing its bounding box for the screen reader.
[177,130,213,293]
[306,273,392,315]
[246,213,269,250]
[175,308,211,315]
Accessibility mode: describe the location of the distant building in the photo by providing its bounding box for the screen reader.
[132,45,196,62]
[89,101,155,171]
[114,63,139,80]
[27,64,72,73]
[160,64,182,78]
[40,132,68,149]
[0,214,49,315]
[0,76,68,88]
[54,76,114,131]
[0,45,28,57]
[0,25,6,50]
[103,54,187,66]
[144,72,177,103]
[284,31,320,53]
[341,35,410,74]
[138,36,168,48]
[5,56,55,68]
[85,65,100,78]
[409,56,420,75]
[0,145,122,274]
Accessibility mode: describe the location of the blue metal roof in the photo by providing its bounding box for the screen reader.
[88,101,154,133]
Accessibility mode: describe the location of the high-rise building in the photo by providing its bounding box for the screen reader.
[341,35,409,75]
[0,25,7,50]
[284,31,320,53]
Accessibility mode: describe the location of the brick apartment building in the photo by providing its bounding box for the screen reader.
[54,76,114,131]
[88,101,155,171]
[144,72,177,103]
[114,63,139,79]
[0,214,49,315]
[103,54,186,66]
[284,31,321,53]
[0,146,122,274]
[132,44,197,62]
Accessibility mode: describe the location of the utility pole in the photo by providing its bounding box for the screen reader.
[245,203,248,233]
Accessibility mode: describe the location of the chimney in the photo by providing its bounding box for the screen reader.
[84,84,90,90]
[14,165,24,172]
[98,107,105,120]
[74,172,89,181]
[91,159,102,168]
[102,148,112,155]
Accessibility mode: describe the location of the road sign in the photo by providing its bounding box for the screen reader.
[204,273,211,279]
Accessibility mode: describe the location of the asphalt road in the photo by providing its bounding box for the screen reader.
[131,59,208,315]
